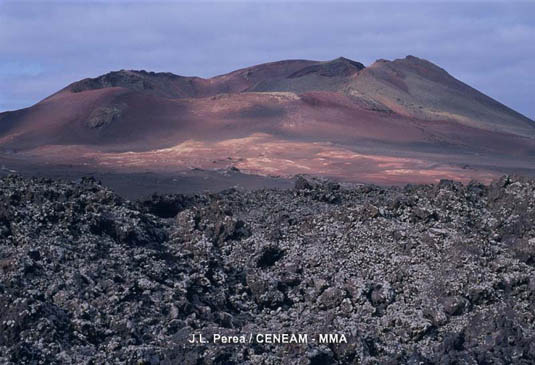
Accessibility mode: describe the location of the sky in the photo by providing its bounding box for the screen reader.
[0,0,534,118]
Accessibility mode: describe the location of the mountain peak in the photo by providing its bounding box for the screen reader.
[332,56,362,65]
[288,56,365,78]
[404,55,420,61]
[70,69,155,93]
[66,68,199,98]
[395,55,444,71]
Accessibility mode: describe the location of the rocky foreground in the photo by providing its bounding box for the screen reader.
[1,175,535,364]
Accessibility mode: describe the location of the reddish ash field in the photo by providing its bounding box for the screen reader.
[1,55,534,186]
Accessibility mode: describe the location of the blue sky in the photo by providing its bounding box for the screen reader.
[1,0,533,118]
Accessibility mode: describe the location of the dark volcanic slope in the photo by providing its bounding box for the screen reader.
[1,175,535,364]
[353,56,534,137]
[62,59,323,98]
[0,55,534,186]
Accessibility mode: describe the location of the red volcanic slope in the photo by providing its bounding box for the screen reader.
[0,55,534,184]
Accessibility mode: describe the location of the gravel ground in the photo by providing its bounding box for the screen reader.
[1,174,535,364]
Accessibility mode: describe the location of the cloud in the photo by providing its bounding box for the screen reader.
[0,61,44,77]
[0,1,533,118]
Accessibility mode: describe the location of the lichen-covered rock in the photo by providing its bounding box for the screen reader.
[1,174,535,364]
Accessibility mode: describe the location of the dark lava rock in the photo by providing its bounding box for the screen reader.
[138,193,194,218]
[1,174,535,364]
[442,296,470,316]
[317,287,345,309]
[255,245,285,268]
[294,175,313,190]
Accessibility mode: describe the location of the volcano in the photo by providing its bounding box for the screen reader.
[1,55,534,194]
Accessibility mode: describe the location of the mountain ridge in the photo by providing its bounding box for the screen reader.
[1,55,534,187]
